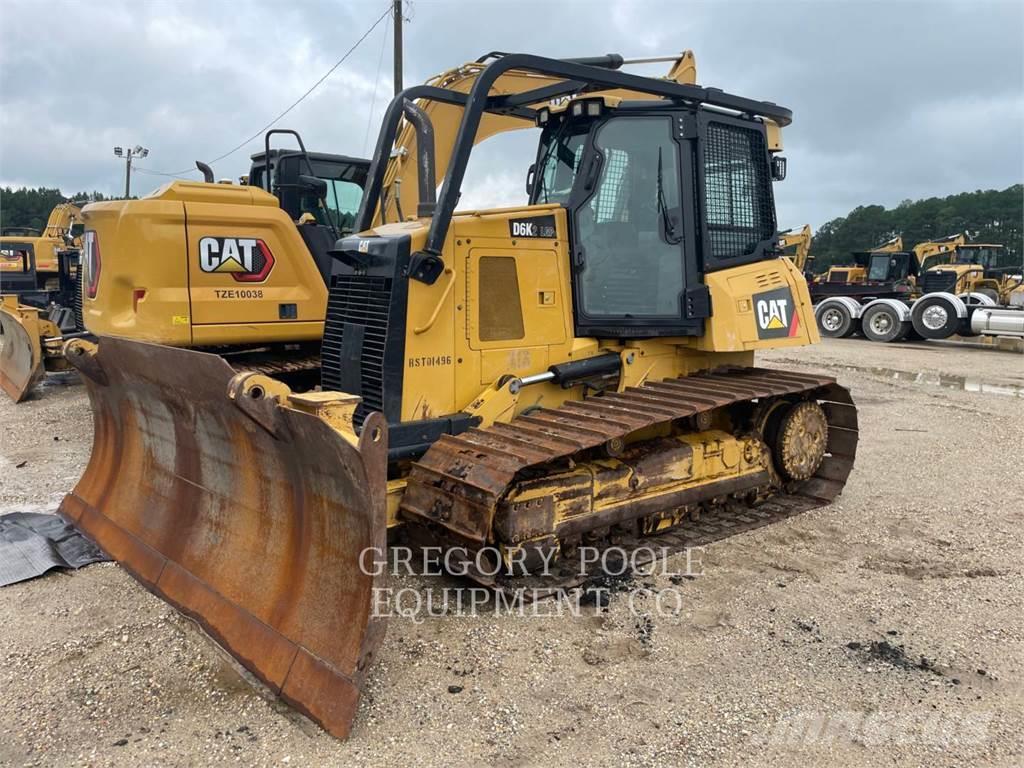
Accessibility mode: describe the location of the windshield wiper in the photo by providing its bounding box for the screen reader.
[657,147,682,245]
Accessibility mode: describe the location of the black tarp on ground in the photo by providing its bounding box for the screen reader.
[0,512,109,586]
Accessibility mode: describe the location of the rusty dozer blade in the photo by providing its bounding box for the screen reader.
[0,297,45,403]
[58,335,389,739]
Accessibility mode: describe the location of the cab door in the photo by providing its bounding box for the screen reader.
[568,114,703,338]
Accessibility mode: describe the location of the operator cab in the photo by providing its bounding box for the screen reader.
[919,244,1003,272]
[249,130,370,284]
[865,251,917,283]
[248,151,369,232]
[529,95,780,337]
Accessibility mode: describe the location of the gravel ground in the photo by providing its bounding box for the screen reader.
[1,338,1022,767]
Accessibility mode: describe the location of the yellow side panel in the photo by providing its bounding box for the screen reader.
[397,207,581,421]
[480,346,550,383]
[466,248,565,345]
[695,258,818,353]
[184,202,327,343]
[456,211,572,395]
[81,200,192,346]
[192,321,324,347]
[401,242,457,422]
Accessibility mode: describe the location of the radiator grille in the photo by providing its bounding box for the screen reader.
[703,122,775,260]
[74,265,84,331]
[322,274,392,426]
[919,270,957,294]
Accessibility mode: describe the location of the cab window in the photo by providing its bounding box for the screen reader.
[867,254,891,281]
[574,116,684,318]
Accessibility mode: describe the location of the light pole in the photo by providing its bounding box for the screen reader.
[113,145,149,198]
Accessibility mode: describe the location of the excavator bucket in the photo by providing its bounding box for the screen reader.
[58,336,389,739]
[0,298,45,403]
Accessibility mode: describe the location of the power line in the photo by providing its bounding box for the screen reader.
[362,12,391,156]
[138,3,391,177]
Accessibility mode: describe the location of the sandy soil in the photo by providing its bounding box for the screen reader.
[1,338,1022,768]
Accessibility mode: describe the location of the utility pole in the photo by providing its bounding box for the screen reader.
[113,145,149,198]
[392,0,403,95]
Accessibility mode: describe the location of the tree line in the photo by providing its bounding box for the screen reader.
[0,187,118,233]
[810,185,1023,271]
[3,183,1021,269]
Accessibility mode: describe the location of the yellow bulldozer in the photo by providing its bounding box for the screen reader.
[58,51,858,739]
[0,133,370,401]
[817,235,904,285]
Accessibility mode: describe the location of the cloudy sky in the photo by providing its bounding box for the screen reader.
[1,0,1021,230]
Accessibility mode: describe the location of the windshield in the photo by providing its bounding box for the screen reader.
[957,246,1003,269]
[921,246,1001,271]
[532,120,588,205]
[867,254,891,281]
[0,244,32,272]
[300,177,363,233]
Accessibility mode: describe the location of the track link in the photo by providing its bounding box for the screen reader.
[401,367,858,588]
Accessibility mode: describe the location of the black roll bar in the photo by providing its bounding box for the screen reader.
[355,52,793,284]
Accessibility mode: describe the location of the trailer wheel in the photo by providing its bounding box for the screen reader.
[861,303,909,343]
[911,294,962,339]
[816,302,855,338]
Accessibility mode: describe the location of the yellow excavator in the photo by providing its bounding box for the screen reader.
[0,133,370,401]
[58,51,858,739]
[0,201,83,280]
[778,224,812,274]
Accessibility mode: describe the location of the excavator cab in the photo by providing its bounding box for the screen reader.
[247,136,369,285]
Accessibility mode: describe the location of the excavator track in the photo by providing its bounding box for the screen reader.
[226,352,321,377]
[402,367,857,592]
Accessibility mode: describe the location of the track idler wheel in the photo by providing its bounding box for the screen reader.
[773,401,828,481]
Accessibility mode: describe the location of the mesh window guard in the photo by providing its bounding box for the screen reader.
[703,122,774,260]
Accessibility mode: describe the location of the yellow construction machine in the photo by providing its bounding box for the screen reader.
[915,236,1019,303]
[0,203,84,400]
[0,201,83,280]
[0,134,370,401]
[778,224,812,274]
[59,51,858,739]
[818,235,903,285]
[813,232,1024,343]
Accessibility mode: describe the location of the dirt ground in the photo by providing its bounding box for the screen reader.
[1,337,1022,768]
